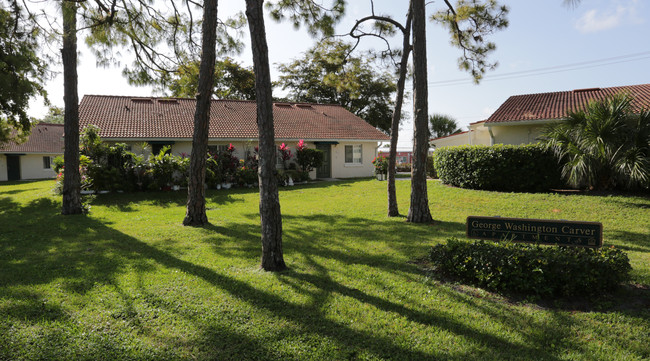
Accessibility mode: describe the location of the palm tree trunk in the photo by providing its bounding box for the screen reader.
[61,0,82,215]
[387,6,412,217]
[246,0,286,271]
[407,0,433,223]
[183,0,219,226]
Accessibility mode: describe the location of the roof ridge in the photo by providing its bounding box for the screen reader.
[508,83,650,98]
[33,123,64,127]
[81,94,347,107]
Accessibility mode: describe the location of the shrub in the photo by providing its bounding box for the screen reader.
[295,140,323,177]
[372,155,388,175]
[433,144,562,192]
[540,93,650,191]
[429,238,632,298]
[396,163,411,172]
[426,156,436,179]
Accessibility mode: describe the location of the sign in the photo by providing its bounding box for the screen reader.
[466,216,602,248]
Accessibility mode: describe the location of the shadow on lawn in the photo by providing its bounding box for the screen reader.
[607,229,650,253]
[0,195,646,360]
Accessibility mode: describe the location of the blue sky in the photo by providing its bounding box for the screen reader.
[29,0,649,149]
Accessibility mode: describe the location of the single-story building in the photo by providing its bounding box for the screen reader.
[0,123,64,181]
[377,148,413,164]
[78,95,390,178]
[431,83,650,147]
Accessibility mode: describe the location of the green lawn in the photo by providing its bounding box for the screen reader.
[1,179,648,360]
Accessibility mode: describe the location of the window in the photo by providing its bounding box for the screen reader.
[151,143,172,155]
[43,156,51,169]
[345,144,362,164]
[208,145,230,154]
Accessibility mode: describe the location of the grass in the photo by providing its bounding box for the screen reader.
[0,179,648,360]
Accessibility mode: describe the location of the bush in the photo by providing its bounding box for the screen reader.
[433,144,562,192]
[372,155,388,175]
[429,238,632,298]
[426,157,436,179]
[396,163,411,172]
[295,140,323,177]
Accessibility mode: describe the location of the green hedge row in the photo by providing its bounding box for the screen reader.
[432,144,562,192]
[429,238,631,298]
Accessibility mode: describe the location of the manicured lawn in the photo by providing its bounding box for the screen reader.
[1,179,648,360]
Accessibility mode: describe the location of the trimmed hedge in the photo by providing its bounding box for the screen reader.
[429,238,632,298]
[432,144,562,192]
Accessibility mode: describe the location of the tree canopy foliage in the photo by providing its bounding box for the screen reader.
[431,0,509,82]
[84,1,245,91]
[429,113,462,139]
[277,39,396,133]
[168,58,257,100]
[0,4,48,144]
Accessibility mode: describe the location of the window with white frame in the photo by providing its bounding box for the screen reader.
[344,144,362,164]
[43,156,52,169]
[208,145,230,154]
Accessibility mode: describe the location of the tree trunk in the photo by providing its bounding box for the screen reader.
[407,0,433,223]
[61,0,82,215]
[246,0,287,272]
[183,0,219,226]
[387,7,412,217]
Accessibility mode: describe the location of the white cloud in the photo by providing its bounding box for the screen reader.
[575,0,643,33]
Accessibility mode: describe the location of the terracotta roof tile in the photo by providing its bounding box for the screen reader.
[0,123,64,154]
[486,83,650,124]
[79,95,390,141]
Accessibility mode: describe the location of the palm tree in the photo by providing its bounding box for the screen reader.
[429,114,461,139]
[541,94,650,191]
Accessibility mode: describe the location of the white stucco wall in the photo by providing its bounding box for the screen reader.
[0,154,58,181]
[490,124,544,145]
[330,141,378,178]
[21,155,58,180]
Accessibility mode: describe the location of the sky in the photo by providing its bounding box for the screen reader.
[28,0,650,149]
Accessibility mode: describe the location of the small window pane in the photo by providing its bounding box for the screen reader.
[345,145,353,163]
[353,144,362,164]
[43,156,51,169]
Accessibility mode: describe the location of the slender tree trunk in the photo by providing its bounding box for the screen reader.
[246,0,286,271]
[387,7,412,217]
[61,0,82,215]
[407,0,433,223]
[183,0,219,226]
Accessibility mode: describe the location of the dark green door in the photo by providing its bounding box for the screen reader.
[315,144,331,178]
[6,155,21,181]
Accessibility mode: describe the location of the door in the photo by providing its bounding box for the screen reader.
[6,155,21,181]
[315,144,331,178]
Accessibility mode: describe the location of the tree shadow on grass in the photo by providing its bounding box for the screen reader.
[606,230,650,253]
[0,187,40,195]
[1,195,645,360]
[89,188,247,212]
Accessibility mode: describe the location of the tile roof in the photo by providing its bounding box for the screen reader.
[430,130,469,142]
[79,95,390,141]
[0,123,64,154]
[486,83,650,124]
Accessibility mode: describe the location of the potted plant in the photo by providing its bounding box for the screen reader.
[372,155,388,181]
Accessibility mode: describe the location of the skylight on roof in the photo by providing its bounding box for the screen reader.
[131,98,153,103]
[275,103,293,108]
[572,88,601,93]
[296,104,313,109]
[158,99,178,104]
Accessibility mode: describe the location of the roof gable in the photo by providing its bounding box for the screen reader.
[79,95,390,141]
[486,83,650,124]
[0,123,64,154]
